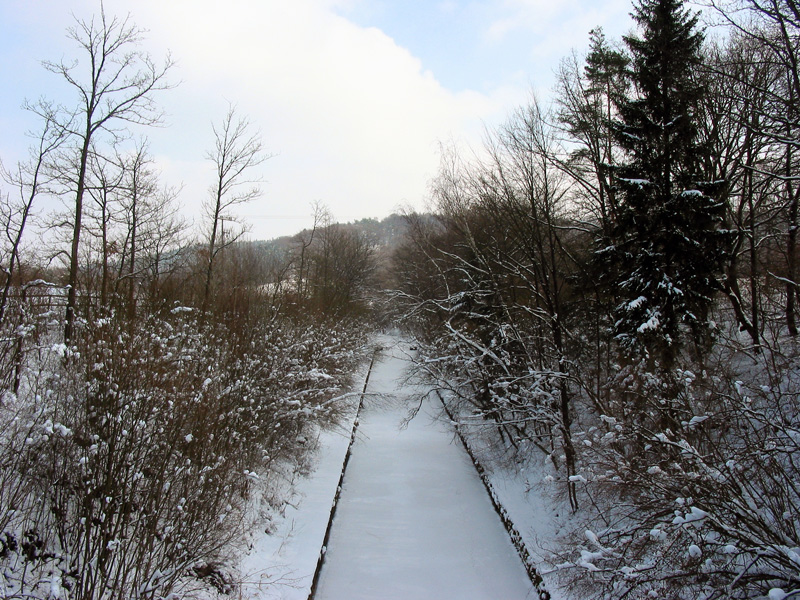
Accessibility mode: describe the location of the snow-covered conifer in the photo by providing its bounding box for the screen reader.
[600,0,728,367]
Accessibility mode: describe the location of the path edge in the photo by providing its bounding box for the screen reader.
[436,391,552,600]
[306,345,381,600]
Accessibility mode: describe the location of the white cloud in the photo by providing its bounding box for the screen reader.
[484,0,633,49]
[2,0,538,239]
[438,1,459,14]
[87,0,518,238]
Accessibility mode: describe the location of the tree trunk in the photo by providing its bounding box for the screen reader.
[127,172,138,321]
[65,133,91,343]
[746,150,761,348]
[786,87,798,336]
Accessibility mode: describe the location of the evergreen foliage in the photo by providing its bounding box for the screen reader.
[558,28,629,235]
[600,0,728,366]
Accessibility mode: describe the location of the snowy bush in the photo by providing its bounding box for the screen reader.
[408,318,564,462]
[557,342,800,599]
[0,305,366,600]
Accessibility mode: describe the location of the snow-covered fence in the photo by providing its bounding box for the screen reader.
[436,390,552,600]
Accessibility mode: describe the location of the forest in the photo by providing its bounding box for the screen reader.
[0,0,798,599]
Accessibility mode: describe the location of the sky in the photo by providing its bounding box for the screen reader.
[0,0,636,241]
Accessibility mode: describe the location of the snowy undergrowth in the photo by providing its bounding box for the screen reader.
[404,321,800,600]
[553,335,800,600]
[0,308,370,600]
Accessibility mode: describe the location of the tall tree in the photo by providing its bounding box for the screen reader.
[29,7,173,342]
[201,105,266,315]
[601,0,727,367]
[557,28,629,236]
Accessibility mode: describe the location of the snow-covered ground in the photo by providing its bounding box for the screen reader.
[237,335,550,599]
[237,379,363,599]
[460,430,570,600]
[314,338,536,600]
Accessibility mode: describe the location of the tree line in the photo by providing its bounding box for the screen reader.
[391,0,800,597]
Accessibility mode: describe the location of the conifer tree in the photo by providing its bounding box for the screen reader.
[600,0,727,367]
[558,28,629,236]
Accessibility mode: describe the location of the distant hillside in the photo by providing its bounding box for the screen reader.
[256,212,433,254]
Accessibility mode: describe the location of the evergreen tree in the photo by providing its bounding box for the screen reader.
[600,0,728,367]
[558,28,629,236]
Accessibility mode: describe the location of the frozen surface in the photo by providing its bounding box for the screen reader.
[315,339,537,600]
[238,389,362,599]
[238,425,353,598]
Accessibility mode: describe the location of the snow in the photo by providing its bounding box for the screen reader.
[235,336,545,599]
[170,305,194,313]
[238,380,363,598]
[314,339,536,600]
[474,456,566,598]
[650,528,667,541]
[684,506,709,524]
[637,312,660,333]
[627,295,648,310]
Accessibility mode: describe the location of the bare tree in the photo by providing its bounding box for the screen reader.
[0,109,66,323]
[394,100,586,510]
[307,221,376,313]
[139,185,187,310]
[115,140,160,320]
[704,0,800,334]
[201,105,268,314]
[292,201,328,300]
[28,6,173,341]
[697,34,783,350]
[83,144,124,310]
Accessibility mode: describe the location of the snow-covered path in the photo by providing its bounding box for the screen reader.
[315,339,537,600]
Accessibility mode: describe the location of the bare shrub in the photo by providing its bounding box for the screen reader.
[0,302,366,599]
[557,339,800,599]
